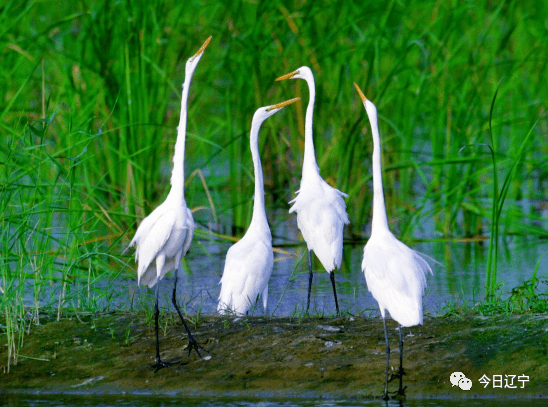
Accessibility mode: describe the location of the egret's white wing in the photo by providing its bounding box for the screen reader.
[321,181,349,220]
[363,234,429,295]
[218,236,273,315]
[290,183,349,271]
[362,232,431,326]
[136,208,178,282]
[237,240,273,309]
[128,204,167,261]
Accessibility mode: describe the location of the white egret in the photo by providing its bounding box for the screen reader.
[218,97,300,316]
[276,66,350,316]
[354,83,432,399]
[127,36,211,371]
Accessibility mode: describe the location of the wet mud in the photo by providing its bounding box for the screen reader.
[1,313,547,400]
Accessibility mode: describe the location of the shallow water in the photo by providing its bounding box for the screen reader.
[129,232,548,318]
[19,201,548,317]
[3,393,548,407]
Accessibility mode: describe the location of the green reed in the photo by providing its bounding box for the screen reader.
[461,82,539,300]
[5,0,546,233]
[0,103,125,368]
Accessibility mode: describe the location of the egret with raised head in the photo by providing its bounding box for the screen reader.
[354,82,432,399]
[128,37,211,371]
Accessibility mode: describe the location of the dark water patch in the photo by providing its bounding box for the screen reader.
[2,392,548,407]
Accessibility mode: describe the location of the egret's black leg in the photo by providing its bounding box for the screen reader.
[306,250,313,314]
[397,324,406,396]
[329,271,340,316]
[171,269,207,358]
[153,280,172,372]
[383,317,390,401]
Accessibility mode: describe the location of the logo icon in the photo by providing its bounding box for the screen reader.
[459,377,472,390]
[450,372,472,391]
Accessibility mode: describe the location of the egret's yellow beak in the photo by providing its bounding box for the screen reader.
[275,70,299,81]
[266,97,301,111]
[353,82,367,103]
[193,36,212,58]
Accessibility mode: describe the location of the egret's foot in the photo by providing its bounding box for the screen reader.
[385,368,407,399]
[185,336,208,358]
[388,367,406,383]
[153,358,177,373]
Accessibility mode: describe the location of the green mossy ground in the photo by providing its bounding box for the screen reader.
[1,314,547,400]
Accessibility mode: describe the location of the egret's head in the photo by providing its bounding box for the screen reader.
[275,66,313,82]
[353,82,377,118]
[185,36,212,77]
[253,97,300,125]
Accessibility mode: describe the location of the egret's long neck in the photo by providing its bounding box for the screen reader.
[249,120,269,232]
[169,74,192,201]
[369,110,390,233]
[302,75,319,180]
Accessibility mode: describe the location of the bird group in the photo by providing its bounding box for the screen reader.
[127,37,433,400]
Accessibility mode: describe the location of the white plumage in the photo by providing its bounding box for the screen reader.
[127,37,211,370]
[289,179,349,272]
[131,199,194,289]
[362,229,429,326]
[218,228,273,315]
[218,98,300,316]
[355,82,432,399]
[276,66,349,314]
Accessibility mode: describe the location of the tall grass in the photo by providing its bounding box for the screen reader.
[461,85,539,300]
[4,0,547,232]
[1,79,126,370]
[1,0,547,367]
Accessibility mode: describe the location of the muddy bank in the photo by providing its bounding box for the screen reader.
[1,313,547,399]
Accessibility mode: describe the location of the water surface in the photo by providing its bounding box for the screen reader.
[132,234,548,317]
[3,393,548,407]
